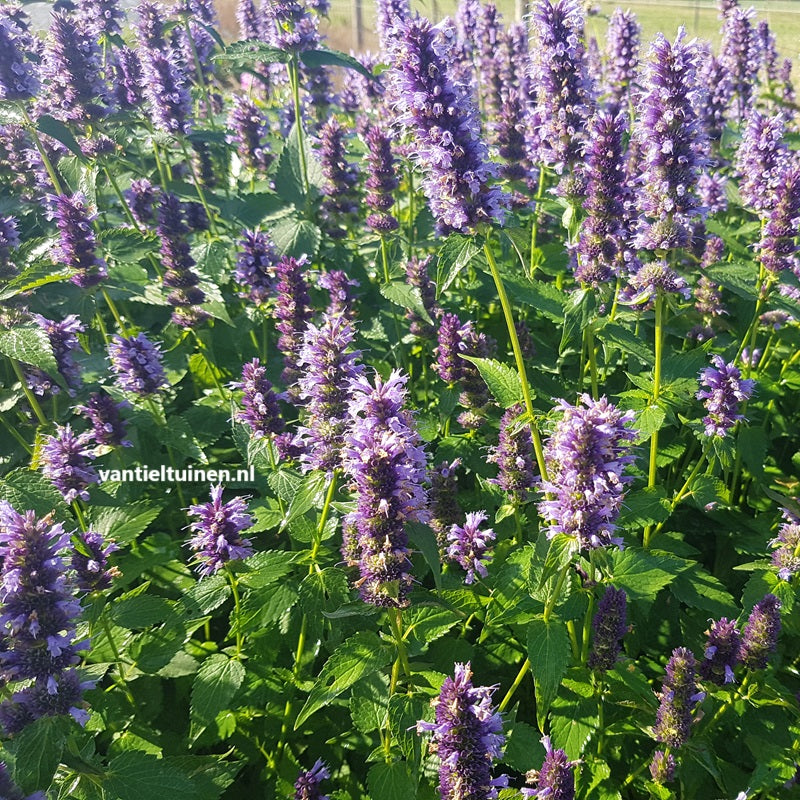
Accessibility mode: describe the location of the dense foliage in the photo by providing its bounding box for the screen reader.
[0,0,798,798]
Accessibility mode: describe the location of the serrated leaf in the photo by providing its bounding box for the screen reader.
[0,469,71,520]
[671,566,737,617]
[190,654,246,737]
[236,550,294,588]
[461,356,524,408]
[300,48,372,78]
[367,762,416,800]
[7,716,67,795]
[388,694,427,764]
[105,751,196,800]
[380,281,433,324]
[298,568,351,614]
[294,631,391,728]
[527,615,571,718]
[407,522,442,590]
[436,233,482,296]
[603,323,655,366]
[704,261,759,301]
[213,40,290,65]
[183,574,231,615]
[634,405,666,444]
[101,229,159,262]
[280,471,328,531]
[270,216,321,258]
[549,690,598,760]
[502,719,543,772]
[617,486,671,528]
[0,326,58,374]
[37,114,84,159]
[609,548,688,610]
[0,262,74,301]
[504,276,566,323]
[111,595,176,629]
[90,502,163,545]
[560,287,595,355]
[538,534,578,589]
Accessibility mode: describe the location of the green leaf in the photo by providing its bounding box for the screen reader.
[407,522,442,590]
[90,502,163,544]
[294,631,391,728]
[0,469,70,520]
[273,124,324,206]
[298,568,351,614]
[504,277,566,323]
[609,548,688,610]
[213,40,290,65]
[280,471,328,531]
[182,573,231,615]
[270,216,321,259]
[300,48,372,78]
[527,615,571,718]
[190,654,246,738]
[388,694,428,764]
[460,356,524,408]
[105,751,196,800]
[704,261,759,301]
[633,405,666,444]
[367,762,416,800]
[7,716,67,795]
[602,323,655,366]
[101,229,159,262]
[236,550,294,588]
[381,281,433,325]
[349,675,388,735]
[436,234,482,296]
[560,288,595,355]
[617,486,671,528]
[549,690,599,760]
[0,262,74,301]
[37,114,85,159]
[111,595,176,629]
[538,534,578,589]
[501,719,543,772]
[671,566,737,617]
[0,325,58,374]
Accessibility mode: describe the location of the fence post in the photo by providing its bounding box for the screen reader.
[353,0,363,51]
[515,0,525,21]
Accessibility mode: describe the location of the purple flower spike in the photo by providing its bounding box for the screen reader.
[77,391,132,448]
[605,8,640,109]
[521,735,576,799]
[32,313,84,394]
[273,255,312,391]
[187,485,254,577]
[112,47,145,109]
[758,165,800,275]
[405,256,438,338]
[429,459,463,549]
[623,260,690,308]
[0,503,91,734]
[574,111,629,285]
[736,111,789,215]
[721,6,761,120]
[108,332,168,396]
[0,215,20,280]
[488,404,537,505]
[649,751,675,784]
[39,424,99,503]
[227,94,272,173]
[388,15,509,234]
[342,370,428,607]
[49,194,108,289]
[294,759,330,800]
[538,395,637,549]
[447,510,496,584]
[417,663,507,800]
[294,314,363,474]
[232,358,284,438]
[771,506,800,580]
[76,0,124,37]
[318,270,359,320]
[318,118,359,238]
[0,18,39,101]
[0,761,46,800]
[125,178,158,226]
[364,123,399,234]
[653,647,703,749]
[696,355,755,438]
[234,229,278,305]
[375,0,411,53]
[588,586,628,671]
[71,530,119,593]
[739,594,781,670]
[700,617,741,685]
[634,29,707,251]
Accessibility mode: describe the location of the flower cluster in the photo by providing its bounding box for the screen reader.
[588,586,628,671]
[234,229,278,305]
[228,94,272,173]
[273,255,312,390]
[363,123,399,234]
[521,736,577,799]
[108,332,167,396]
[233,358,284,439]
[700,617,741,684]
[771,505,800,580]
[696,355,755,437]
[39,424,99,503]
[447,510,496,584]
[488,404,537,505]
[49,194,108,288]
[294,759,330,800]
[739,594,781,670]
[77,391,132,449]
[539,395,637,549]
[653,647,703,749]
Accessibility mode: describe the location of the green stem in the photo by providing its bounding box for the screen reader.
[529,167,547,278]
[543,563,571,623]
[287,57,310,200]
[276,613,308,764]
[10,358,48,426]
[586,325,599,399]
[100,612,136,708]
[103,166,141,230]
[498,657,531,712]
[226,565,244,658]
[102,288,128,336]
[0,415,33,454]
[21,108,64,194]
[183,18,218,130]
[380,235,391,284]
[644,293,665,550]
[483,239,549,482]
[388,608,411,679]
[310,472,337,566]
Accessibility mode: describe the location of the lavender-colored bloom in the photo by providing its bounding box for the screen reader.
[495,88,534,197]
[232,358,284,438]
[739,594,781,670]
[433,312,469,385]
[342,371,428,607]
[761,309,792,330]
[262,1,320,52]
[697,53,732,145]
[294,759,330,800]
[49,194,108,289]
[76,0,124,38]
[0,503,90,733]
[125,178,158,226]
[0,18,39,101]
[389,16,509,234]
[234,229,278,304]
[771,506,800,580]
[736,111,789,215]
[228,94,272,172]
[588,586,627,671]
[604,9,640,109]
[0,215,19,280]
[695,276,725,319]
[447,510,495,584]
[701,235,725,268]
[318,270,359,319]
[0,761,45,800]
[649,751,675,784]
[653,647,703,748]
[158,192,208,327]
[529,0,593,188]
[32,313,84,393]
[111,46,144,109]
[273,255,312,390]
[39,425,98,503]
[623,260,691,308]
[697,172,728,215]
[364,123,399,234]
[429,459,463,549]
[108,332,168,396]
[696,355,755,438]
[35,14,107,123]
[700,617,741,684]
[720,6,761,120]
[71,530,119,593]
[183,199,210,231]
[574,111,628,285]
[634,29,707,251]
[779,57,795,109]
[375,0,410,52]
[417,663,507,800]
[538,394,637,549]
[295,314,363,473]
[405,256,438,338]
[187,485,254,577]
[236,0,260,38]
[488,404,537,505]
[521,735,575,799]
[318,118,359,238]
[475,3,505,124]
[758,165,800,275]
[77,391,132,448]
[758,20,779,83]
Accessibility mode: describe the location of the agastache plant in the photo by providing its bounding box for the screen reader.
[294,759,330,800]
[77,391,132,449]
[604,8,641,109]
[108,332,167,396]
[771,505,800,580]
[653,647,703,749]
[233,358,284,439]
[39,424,99,503]
[446,511,496,584]
[699,618,742,684]
[521,736,577,799]
[49,194,108,289]
[587,586,628,671]
[696,355,755,437]
[739,594,781,670]
[234,229,278,304]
